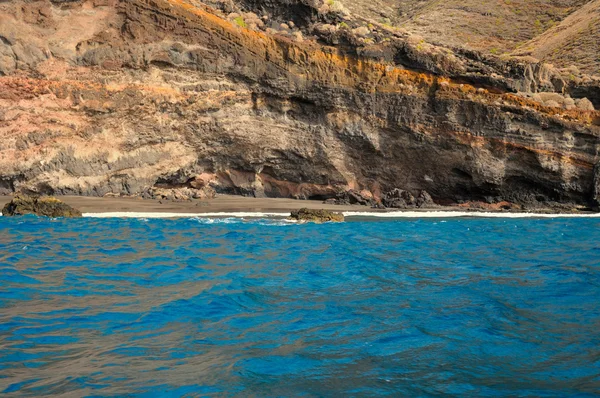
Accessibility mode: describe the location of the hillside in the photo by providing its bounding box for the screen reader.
[513,0,600,75]
[338,0,589,55]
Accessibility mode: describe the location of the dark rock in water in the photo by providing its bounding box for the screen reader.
[0,0,598,211]
[2,195,82,218]
[289,208,344,222]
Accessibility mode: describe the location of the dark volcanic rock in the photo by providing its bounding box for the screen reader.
[289,208,344,222]
[382,189,414,208]
[594,163,600,206]
[2,195,82,217]
[381,189,436,208]
[326,190,377,207]
[416,190,436,208]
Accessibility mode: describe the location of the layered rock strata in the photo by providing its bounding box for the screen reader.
[0,0,599,209]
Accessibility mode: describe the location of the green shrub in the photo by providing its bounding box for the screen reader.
[234,16,246,28]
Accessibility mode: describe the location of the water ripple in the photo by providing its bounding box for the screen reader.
[0,216,599,396]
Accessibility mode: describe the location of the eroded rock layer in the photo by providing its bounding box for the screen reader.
[1,0,599,208]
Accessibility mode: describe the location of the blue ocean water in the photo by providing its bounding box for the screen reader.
[0,215,599,397]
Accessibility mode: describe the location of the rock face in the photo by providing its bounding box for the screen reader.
[2,195,82,217]
[0,0,599,209]
[594,164,600,207]
[289,208,345,222]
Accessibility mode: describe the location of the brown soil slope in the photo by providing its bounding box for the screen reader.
[338,0,589,55]
[513,0,600,75]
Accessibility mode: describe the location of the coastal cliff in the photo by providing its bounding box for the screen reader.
[1,0,599,209]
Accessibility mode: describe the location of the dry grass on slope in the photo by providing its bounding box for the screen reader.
[338,0,588,55]
[512,0,600,76]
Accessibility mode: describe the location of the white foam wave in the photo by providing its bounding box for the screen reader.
[80,210,600,219]
[82,212,289,219]
[343,211,600,218]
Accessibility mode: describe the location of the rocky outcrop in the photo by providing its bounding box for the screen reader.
[324,189,378,207]
[594,164,600,207]
[0,0,598,210]
[382,189,436,209]
[289,208,344,222]
[2,195,82,217]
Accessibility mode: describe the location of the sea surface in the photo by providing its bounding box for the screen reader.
[1,215,599,396]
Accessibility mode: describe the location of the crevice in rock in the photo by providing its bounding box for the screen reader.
[0,36,11,46]
[0,177,16,195]
[149,59,175,68]
[451,168,473,180]
[308,193,335,201]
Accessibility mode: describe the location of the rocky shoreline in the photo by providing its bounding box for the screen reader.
[0,194,595,216]
[2,194,82,217]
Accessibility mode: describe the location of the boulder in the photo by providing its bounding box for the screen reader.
[289,208,344,222]
[416,190,435,208]
[544,100,561,108]
[149,186,216,201]
[575,98,595,111]
[327,189,376,206]
[563,97,576,110]
[382,188,415,208]
[538,92,565,105]
[380,189,435,208]
[2,195,82,217]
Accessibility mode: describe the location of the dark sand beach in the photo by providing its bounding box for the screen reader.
[1,195,597,216]
[0,194,379,215]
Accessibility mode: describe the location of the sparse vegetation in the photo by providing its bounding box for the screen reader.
[376,0,591,56]
[512,1,600,75]
[233,16,246,28]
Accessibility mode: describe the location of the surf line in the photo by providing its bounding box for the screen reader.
[79,211,600,219]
